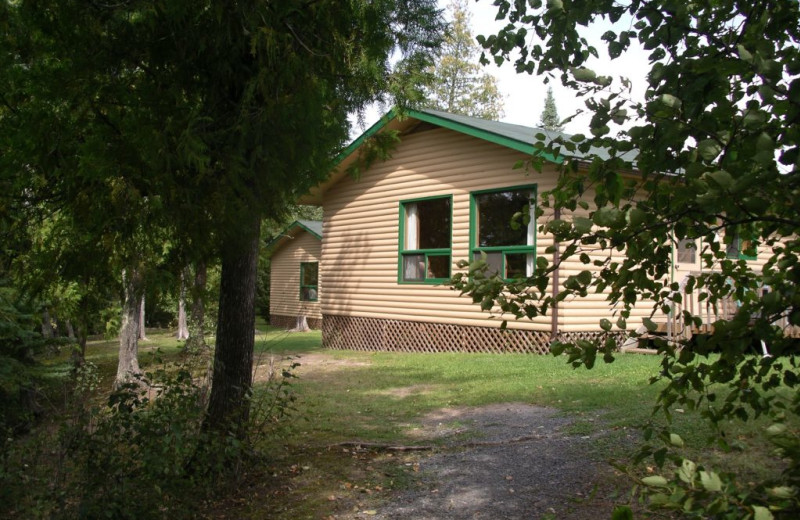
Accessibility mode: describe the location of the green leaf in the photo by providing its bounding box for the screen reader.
[593,207,623,228]
[752,506,774,520]
[643,318,658,332]
[699,471,722,492]
[573,217,593,234]
[669,433,684,447]
[678,458,696,483]
[572,67,597,82]
[641,475,668,487]
[697,140,722,162]
[626,207,646,227]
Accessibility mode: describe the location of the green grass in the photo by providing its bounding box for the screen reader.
[257,331,792,473]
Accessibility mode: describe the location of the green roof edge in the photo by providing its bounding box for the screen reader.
[330,107,562,171]
[265,220,322,252]
[406,109,562,164]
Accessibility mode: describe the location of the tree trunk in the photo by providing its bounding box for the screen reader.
[41,309,54,338]
[65,320,76,341]
[115,268,144,389]
[177,268,189,340]
[290,315,310,332]
[70,287,90,368]
[138,295,148,341]
[187,260,207,350]
[204,218,260,437]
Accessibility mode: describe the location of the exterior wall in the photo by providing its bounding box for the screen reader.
[269,231,322,327]
[319,124,779,352]
[321,126,561,338]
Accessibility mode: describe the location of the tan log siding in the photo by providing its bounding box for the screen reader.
[322,127,558,333]
[269,232,322,324]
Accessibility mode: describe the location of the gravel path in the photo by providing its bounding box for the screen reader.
[367,403,626,520]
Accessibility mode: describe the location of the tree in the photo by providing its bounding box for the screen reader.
[538,86,563,132]
[2,1,445,438]
[422,0,504,119]
[463,1,800,516]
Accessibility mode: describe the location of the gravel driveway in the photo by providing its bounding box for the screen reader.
[365,403,629,519]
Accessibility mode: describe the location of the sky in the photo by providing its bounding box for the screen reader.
[354,0,652,137]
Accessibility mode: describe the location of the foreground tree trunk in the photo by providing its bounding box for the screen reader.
[204,218,260,437]
[177,268,189,340]
[187,260,207,350]
[115,268,144,389]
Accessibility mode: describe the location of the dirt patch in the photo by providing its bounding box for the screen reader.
[373,384,438,399]
[252,353,370,382]
[360,404,629,519]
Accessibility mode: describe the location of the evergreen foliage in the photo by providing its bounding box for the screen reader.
[539,86,564,131]
[422,0,504,120]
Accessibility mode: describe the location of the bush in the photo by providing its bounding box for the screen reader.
[1,351,300,519]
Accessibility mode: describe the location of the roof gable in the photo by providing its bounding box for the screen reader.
[300,108,635,205]
[265,220,322,255]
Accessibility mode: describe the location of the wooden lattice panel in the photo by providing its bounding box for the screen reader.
[323,314,554,354]
[555,330,628,346]
[269,314,322,330]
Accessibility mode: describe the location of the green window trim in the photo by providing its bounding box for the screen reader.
[469,184,537,281]
[398,195,453,284]
[299,262,319,301]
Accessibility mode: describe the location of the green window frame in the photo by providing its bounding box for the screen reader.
[470,184,537,280]
[398,195,453,284]
[726,229,757,261]
[299,262,319,301]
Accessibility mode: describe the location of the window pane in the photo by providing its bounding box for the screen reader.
[403,254,425,281]
[413,198,451,249]
[302,263,318,285]
[474,252,503,276]
[427,255,450,279]
[476,190,532,247]
[300,287,318,301]
[677,239,696,263]
[726,234,740,259]
[505,253,533,278]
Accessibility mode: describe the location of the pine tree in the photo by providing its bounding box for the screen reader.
[538,86,563,131]
[423,0,504,120]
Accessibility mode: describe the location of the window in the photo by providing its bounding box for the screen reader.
[676,238,697,264]
[300,262,318,301]
[726,229,757,261]
[399,196,452,283]
[471,185,536,279]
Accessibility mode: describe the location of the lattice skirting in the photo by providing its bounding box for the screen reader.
[269,314,322,330]
[322,314,627,354]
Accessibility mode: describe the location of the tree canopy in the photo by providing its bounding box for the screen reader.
[1,0,445,435]
[454,0,800,516]
[421,0,504,119]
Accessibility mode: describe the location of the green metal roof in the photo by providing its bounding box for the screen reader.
[295,219,323,239]
[265,220,322,254]
[302,107,637,205]
[335,107,636,167]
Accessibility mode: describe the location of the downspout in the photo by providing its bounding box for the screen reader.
[550,206,561,341]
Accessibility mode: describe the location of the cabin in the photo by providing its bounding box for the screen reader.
[267,219,322,330]
[270,108,774,352]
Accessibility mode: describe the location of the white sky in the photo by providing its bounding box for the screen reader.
[467,0,650,134]
[354,0,651,136]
